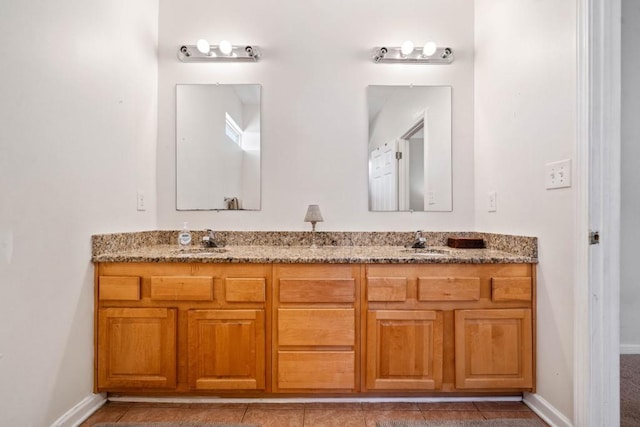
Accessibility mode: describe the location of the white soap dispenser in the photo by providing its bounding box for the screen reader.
[178,222,192,247]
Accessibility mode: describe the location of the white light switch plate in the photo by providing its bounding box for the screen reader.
[137,191,146,211]
[427,191,436,205]
[546,159,572,189]
[488,191,497,212]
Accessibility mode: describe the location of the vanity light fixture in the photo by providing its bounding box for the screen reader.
[178,39,261,62]
[372,41,453,64]
[304,204,324,249]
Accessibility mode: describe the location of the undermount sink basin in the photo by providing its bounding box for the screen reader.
[400,248,451,256]
[170,247,227,255]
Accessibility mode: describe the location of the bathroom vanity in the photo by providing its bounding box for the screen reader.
[92,231,536,397]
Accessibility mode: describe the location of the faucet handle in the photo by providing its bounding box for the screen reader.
[202,229,217,247]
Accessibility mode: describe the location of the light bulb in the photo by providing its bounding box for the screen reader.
[196,39,210,54]
[219,40,233,55]
[400,40,414,56]
[422,41,437,57]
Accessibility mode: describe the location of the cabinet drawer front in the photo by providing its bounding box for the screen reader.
[278,309,354,346]
[418,277,480,301]
[150,276,213,301]
[225,278,266,302]
[278,351,355,389]
[367,277,407,302]
[491,277,532,302]
[99,276,141,301]
[279,279,355,303]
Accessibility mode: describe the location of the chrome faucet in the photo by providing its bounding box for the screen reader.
[202,229,218,248]
[412,230,427,249]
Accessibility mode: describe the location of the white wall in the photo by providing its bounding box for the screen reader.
[0,1,158,425]
[621,0,640,353]
[474,0,576,420]
[157,0,475,231]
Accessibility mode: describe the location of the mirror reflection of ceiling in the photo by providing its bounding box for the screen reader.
[176,84,261,211]
[368,85,452,212]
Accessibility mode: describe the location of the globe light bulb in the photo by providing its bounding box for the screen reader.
[219,40,233,55]
[400,40,415,56]
[422,41,437,57]
[196,39,210,54]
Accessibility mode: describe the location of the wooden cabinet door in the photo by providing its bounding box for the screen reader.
[455,309,533,389]
[97,308,177,390]
[366,310,444,390]
[188,309,265,390]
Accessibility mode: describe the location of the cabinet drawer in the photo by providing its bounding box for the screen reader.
[225,278,266,302]
[279,279,355,303]
[367,277,407,302]
[278,351,355,389]
[150,276,213,301]
[491,277,532,302]
[99,276,141,301]
[278,309,354,346]
[418,277,480,301]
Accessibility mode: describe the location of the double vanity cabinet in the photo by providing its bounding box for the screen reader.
[94,251,535,396]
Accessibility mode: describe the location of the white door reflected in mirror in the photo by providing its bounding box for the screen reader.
[368,85,452,212]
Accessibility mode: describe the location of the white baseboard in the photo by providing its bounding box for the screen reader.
[108,395,522,404]
[620,344,640,354]
[50,393,107,427]
[524,393,573,427]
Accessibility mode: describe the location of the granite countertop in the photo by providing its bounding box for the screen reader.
[92,244,537,264]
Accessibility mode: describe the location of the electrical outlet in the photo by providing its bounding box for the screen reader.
[546,159,572,189]
[137,191,146,211]
[488,191,497,212]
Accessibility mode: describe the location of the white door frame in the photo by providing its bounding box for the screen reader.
[575,0,621,425]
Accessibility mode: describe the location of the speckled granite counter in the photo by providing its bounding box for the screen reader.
[92,231,537,264]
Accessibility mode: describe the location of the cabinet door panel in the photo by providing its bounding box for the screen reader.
[97,308,177,389]
[188,309,265,390]
[366,310,443,390]
[455,309,533,389]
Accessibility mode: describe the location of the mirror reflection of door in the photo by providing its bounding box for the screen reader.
[369,142,398,211]
[367,85,452,212]
[398,113,428,212]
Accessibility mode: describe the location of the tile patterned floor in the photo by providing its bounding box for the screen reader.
[81,401,549,426]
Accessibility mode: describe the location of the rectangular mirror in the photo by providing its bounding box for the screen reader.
[368,85,452,212]
[176,84,261,210]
